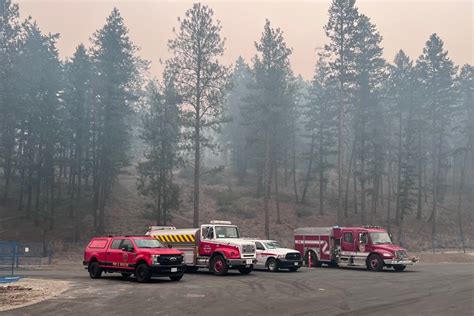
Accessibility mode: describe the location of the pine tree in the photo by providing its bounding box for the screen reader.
[167,3,229,227]
[455,64,473,253]
[416,34,457,252]
[63,43,94,240]
[15,21,62,228]
[387,50,418,241]
[324,0,359,225]
[137,72,181,225]
[352,14,386,225]
[0,0,22,201]
[221,57,253,182]
[90,8,144,233]
[250,19,293,237]
[302,54,338,213]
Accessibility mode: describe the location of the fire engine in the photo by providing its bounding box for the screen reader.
[294,226,418,272]
[146,220,257,275]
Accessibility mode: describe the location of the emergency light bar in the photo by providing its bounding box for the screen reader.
[149,226,176,230]
[210,220,232,225]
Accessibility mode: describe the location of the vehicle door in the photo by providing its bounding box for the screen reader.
[119,239,135,270]
[255,242,266,267]
[106,238,123,268]
[199,225,215,256]
[341,230,355,254]
[357,231,369,255]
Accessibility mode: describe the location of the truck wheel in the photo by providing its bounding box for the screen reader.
[367,254,384,272]
[305,251,322,267]
[211,255,228,276]
[393,265,406,272]
[89,261,102,279]
[266,258,279,272]
[238,266,253,275]
[121,273,132,278]
[135,263,151,282]
[169,274,184,281]
[288,267,299,272]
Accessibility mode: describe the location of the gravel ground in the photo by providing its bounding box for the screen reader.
[0,278,69,312]
[3,262,473,316]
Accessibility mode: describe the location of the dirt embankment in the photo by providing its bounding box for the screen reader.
[0,278,69,312]
[413,251,474,264]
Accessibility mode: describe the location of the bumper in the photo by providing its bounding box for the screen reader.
[383,258,418,266]
[150,264,185,276]
[227,258,257,267]
[277,259,303,269]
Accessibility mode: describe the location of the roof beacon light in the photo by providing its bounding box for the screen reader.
[210,220,232,225]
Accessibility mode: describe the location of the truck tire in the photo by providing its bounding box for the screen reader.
[135,263,151,283]
[211,255,228,276]
[238,266,253,275]
[367,254,384,272]
[266,258,279,272]
[305,251,322,267]
[393,265,406,272]
[89,261,102,279]
[169,274,184,281]
[121,273,132,278]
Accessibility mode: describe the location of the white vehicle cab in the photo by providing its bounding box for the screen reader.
[252,240,303,272]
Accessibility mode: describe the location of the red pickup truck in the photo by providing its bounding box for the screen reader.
[83,236,185,282]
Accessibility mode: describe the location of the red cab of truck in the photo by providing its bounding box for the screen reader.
[294,226,418,272]
[83,236,185,282]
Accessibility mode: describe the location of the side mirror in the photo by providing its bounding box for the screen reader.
[122,246,134,252]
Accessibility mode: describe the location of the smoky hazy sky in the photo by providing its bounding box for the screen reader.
[17,0,473,80]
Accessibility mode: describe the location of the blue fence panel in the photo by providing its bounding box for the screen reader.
[15,242,53,266]
[0,241,17,277]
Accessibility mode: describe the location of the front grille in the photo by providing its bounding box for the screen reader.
[395,250,407,259]
[285,252,301,261]
[242,244,255,254]
[159,254,183,266]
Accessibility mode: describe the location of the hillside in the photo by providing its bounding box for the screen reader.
[1,164,472,254]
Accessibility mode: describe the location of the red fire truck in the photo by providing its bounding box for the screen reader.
[294,226,418,272]
[146,220,257,275]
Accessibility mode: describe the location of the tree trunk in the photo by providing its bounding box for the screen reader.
[353,166,358,214]
[337,100,344,225]
[344,142,355,217]
[456,139,469,253]
[395,110,402,225]
[301,133,316,204]
[263,137,273,239]
[274,166,281,224]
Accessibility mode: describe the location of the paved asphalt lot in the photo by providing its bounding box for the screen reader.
[3,263,473,316]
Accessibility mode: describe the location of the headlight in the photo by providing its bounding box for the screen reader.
[382,252,393,257]
[277,254,286,259]
[151,255,160,264]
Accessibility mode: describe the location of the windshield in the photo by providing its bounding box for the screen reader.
[264,241,282,249]
[370,232,392,244]
[215,226,240,238]
[134,238,164,248]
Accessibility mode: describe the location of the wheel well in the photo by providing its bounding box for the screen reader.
[305,249,318,260]
[366,252,382,265]
[210,252,225,261]
[265,257,277,266]
[135,259,148,267]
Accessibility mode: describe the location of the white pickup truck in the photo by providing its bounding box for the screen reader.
[251,240,303,272]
